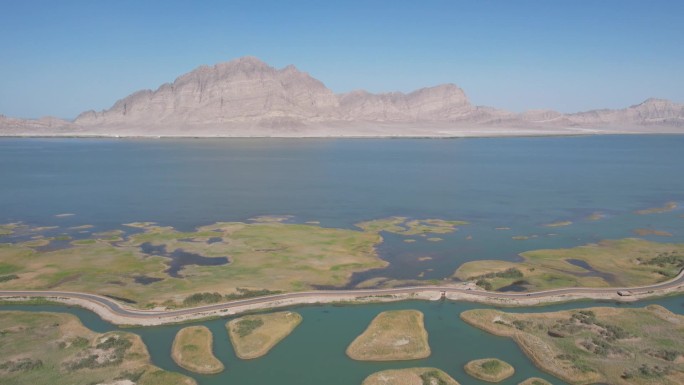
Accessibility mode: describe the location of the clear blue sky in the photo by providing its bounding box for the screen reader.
[1,0,683,119]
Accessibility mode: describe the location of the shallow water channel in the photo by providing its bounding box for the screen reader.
[3,295,683,385]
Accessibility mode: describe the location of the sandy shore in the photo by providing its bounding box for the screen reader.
[2,120,683,139]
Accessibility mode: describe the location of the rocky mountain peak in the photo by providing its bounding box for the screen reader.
[74,56,340,126]
[638,98,672,106]
[6,56,680,136]
[631,98,680,113]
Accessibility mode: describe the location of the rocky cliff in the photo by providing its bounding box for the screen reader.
[75,57,339,127]
[569,98,684,127]
[2,57,683,137]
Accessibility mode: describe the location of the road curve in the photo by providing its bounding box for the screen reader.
[1,268,683,325]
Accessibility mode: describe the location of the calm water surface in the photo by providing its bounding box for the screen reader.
[1,136,682,281]
[1,136,683,384]
[1,136,683,230]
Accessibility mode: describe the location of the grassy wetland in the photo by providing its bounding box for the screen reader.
[461,305,684,385]
[0,215,477,309]
[2,136,684,385]
[226,311,302,359]
[171,326,224,374]
[347,310,430,361]
[362,367,460,385]
[2,219,684,309]
[454,238,684,291]
[0,220,389,308]
[0,311,195,385]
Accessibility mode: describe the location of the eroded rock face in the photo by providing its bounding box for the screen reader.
[569,98,684,127]
[339,84,471,121]
[76,59,475,126]
[2,56,683,136]
[0,114,72,130]
[74,57,340,127]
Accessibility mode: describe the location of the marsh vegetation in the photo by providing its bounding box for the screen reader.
[464,358,514,382]
[0,311,195,385]
[0,220,387,308]
[455,239,684,291]
[461,305,684,384]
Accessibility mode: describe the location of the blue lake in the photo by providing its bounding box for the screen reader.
[1,136,682,281]
[1,135,683,384]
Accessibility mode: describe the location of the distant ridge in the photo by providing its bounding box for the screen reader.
[2,56,683,137]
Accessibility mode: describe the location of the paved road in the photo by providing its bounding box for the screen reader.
[1,268,683,322]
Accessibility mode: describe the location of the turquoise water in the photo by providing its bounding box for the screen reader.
[1,135,683,383]
[3,296,683,385]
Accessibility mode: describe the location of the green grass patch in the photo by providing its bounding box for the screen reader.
[71,239,97,245]
[455,238,684,291]
[0,274,18,282]
[0,263,19,275]
[182,292,223,307]
[234,318,264,338]
[464,358,514,382]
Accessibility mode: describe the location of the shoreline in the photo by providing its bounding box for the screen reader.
[1,268,682,326]
[1,132,683,140]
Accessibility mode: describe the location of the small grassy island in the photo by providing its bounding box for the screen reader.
[355,217,467,235]
[362,367,460,385]
[518,378,553,385]
[464,358,515,382]
[635,202,678,215]
[0,223,17,236]
[454,238,684,291]
[226,311,302,359]
[346,310,430,361]
[586,212,605,221]
[543,220,572,228]
[633,228,673,237]
[171,326,224,374]
[0,311,195,385]
[461,305,684,385]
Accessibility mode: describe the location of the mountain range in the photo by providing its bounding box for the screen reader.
[2,56,683,137]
